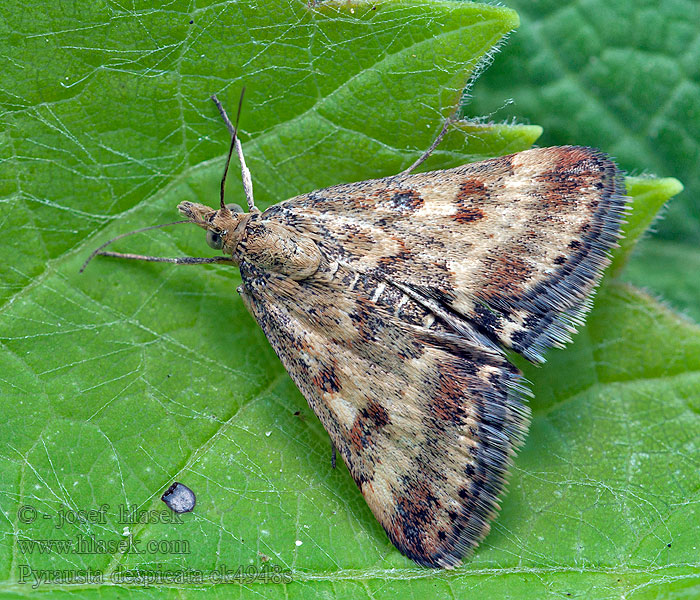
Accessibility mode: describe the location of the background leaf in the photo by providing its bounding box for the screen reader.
[468,0,700,321]
[0,1,695,599]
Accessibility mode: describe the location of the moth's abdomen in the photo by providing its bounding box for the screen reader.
[237,220,321,281]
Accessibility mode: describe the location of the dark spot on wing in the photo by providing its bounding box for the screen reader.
[472,303,500,331]
[386,189,423,211]
[454,206,484,224]
[456,179,488,200]
[313,362,341,394]
[348,400,390,451]
[453,179,488,224]
[431,361,473,424]
[361,400,390,428]
[392,480,442,556]
[480,248,534,302]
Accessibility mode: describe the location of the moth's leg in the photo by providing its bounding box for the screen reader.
[400,116,453,176]
[79,220,191,272]
[331,441,337,469]
[237,284,255,318]
[82,251,235,271]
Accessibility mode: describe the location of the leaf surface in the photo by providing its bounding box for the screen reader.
[0,1,694,599]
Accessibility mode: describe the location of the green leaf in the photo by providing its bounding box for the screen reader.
[622,238,700,324]
[611,176,684,276]
[0,0,534,308]
[469,0,700,245]
[0,1,694,599]
[466,0,700,324]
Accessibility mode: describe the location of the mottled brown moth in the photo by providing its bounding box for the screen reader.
[84,94,627,568]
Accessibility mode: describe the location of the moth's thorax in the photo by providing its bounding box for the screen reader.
[238,219,322,280]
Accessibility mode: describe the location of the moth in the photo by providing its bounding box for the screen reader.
[84,94,626,568]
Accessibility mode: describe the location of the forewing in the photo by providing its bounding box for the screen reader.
[262,146,627,362]
[239,260,529,568]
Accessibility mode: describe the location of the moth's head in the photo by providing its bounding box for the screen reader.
[177,201,250,256]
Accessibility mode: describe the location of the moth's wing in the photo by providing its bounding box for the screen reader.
[239,261,530,568]
[262,146,627,362]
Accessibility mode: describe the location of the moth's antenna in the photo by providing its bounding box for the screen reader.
[79,220,189,273]
[215,90,242,211]
[211,91,256,212]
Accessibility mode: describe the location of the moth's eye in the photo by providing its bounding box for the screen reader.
[206,229,224,250]
[226,203,244,214]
